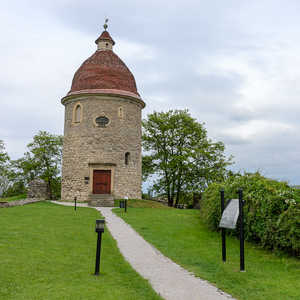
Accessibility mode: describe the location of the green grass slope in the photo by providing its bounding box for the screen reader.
[0,194,27,202]
[0,202,162,300]
[115,207,300,300]
[114,198,169,208]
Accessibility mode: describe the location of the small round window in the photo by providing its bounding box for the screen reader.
[95,116,110,127]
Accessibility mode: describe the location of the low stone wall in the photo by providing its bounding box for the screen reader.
[27,179,49,200]
[146,198,168,206]
[0,198,45,208]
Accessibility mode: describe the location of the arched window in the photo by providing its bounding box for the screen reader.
[125,152,130,165]
[73,104,82,123]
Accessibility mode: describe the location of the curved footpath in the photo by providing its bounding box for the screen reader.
[52,202,234,300]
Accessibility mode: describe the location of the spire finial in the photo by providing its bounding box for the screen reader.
[103,18,109,31]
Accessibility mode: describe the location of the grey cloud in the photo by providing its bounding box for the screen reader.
[1,0,300,184]
[219,135,251,146]
[228,109,261,123]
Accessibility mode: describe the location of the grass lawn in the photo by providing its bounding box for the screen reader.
[114,198,169,209]
[0,194,27,202]
[0,202,162,300]
[115,207,300,300]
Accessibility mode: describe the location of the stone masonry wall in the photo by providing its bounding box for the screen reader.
[27,178,49,199]
[61,94,143,202]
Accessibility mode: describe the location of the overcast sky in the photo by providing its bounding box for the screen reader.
[1,0,300,184]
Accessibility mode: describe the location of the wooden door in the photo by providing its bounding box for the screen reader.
[93,170,111,194]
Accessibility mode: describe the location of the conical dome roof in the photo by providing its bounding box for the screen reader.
[66,30,141,99]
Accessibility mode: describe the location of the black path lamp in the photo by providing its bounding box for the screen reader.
[74,190,80,211]
[94,219,105,275]
[124,196,128,212]
[74,196,77,211]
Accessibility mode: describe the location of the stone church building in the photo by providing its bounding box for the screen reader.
[61,25,145,206]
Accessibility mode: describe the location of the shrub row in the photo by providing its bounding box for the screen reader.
[201,172,300,257]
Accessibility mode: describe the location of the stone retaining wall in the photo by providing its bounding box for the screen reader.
[27,179,49,199]
[0,198,45,208]
[146,198,168,205]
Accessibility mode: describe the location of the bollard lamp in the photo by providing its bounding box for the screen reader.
[94,219,105,275]
[95,219,105,233]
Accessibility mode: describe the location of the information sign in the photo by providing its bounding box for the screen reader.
[219,199,239,229]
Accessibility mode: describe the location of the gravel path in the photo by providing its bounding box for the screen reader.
[52,202,234,300]
[97,207,234,300]
[51,201,89,208]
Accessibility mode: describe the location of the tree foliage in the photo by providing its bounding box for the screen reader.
[0,140,10,197]
[201,172,300,256]
[10,131,63,199]
[142,109,232,206]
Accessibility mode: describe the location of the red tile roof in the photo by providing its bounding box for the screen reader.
[95,30,115,45]
[68,48,139,96]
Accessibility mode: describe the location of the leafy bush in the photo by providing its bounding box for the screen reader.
[201,172,300,257]
[50,177,61,200]
[2,181,26,198]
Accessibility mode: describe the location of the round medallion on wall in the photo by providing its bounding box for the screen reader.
[95,116,110,128]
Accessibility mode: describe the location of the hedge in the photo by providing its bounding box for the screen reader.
[201,172,300,257]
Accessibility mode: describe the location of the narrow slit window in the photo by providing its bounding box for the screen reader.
[125,152,130,165]
[118,107,124,119]
[74,104,81,123]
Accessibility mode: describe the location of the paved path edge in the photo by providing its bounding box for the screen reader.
[51,201,235,300]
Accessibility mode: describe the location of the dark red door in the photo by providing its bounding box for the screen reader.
[93,170,111,194]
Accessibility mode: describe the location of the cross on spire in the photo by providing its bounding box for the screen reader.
[103,18,109,31]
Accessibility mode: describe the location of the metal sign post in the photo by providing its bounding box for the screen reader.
[219,189,245,272]
[220,189,226,262]
[238,189,245,272]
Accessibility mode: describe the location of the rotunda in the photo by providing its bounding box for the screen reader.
[61,24,145,206]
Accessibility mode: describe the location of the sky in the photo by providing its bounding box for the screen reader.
[1,0,300,184]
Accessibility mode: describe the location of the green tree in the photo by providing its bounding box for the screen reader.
[11,131,63,199]
[0,140,10,197]
[28,131,63,199]
[9,153,39,185]
[142,110,232,207]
